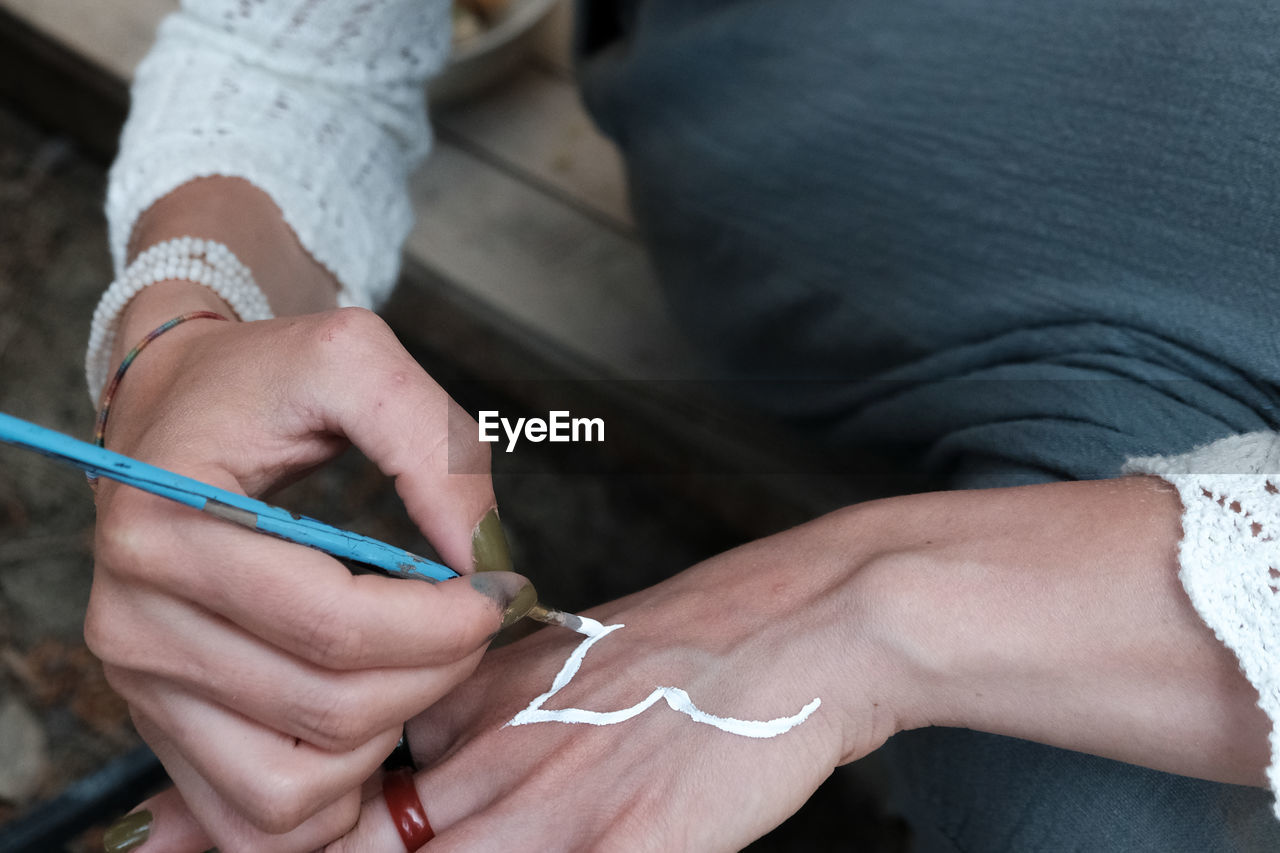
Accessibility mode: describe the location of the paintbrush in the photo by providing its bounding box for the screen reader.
[0,411,585,634]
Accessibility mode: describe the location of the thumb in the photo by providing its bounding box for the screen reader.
[299,309,503,575]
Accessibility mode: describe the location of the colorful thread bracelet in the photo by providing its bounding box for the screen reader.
[86,236,273,401]
[92,311,230,449]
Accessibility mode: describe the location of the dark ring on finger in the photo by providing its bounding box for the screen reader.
[383,724,417,771]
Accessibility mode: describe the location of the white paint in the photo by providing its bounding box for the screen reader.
[507,623,821,738]
[571,615,607,637]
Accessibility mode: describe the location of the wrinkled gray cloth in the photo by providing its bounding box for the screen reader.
[580,0,1280,488]
[578,1,1280,849]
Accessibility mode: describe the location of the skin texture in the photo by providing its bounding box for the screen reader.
[94,180,1269,851]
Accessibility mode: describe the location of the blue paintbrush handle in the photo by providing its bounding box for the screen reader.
[0,411,457,583]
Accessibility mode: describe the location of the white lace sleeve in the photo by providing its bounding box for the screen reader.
[106,0,450,309]
[1125,432,1280,816]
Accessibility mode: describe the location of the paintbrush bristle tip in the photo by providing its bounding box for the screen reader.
[526,603,596,635]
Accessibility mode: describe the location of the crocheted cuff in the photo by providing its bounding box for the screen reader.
[105,1,449,311]
[107,136,410,311]
[1125,432,1280,818]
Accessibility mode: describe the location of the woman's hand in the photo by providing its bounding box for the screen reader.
[88,286,534,852]
[378,509,903,853]
[334,477,1271,852]
[113,476,1272,851]
[124,505,907,852]
[114,505,905,852]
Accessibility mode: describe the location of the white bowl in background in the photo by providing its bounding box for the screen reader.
[429,0,563,106]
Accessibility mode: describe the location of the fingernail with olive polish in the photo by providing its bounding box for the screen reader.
[472,507,512,574]
[468,572,537,630]
[501,581,539,629]
[103,809,151,852]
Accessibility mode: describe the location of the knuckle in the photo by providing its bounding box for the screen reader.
[94,500,168,582]
[296,689,371,751]
[242,769,314,834]
[310,307,389,358]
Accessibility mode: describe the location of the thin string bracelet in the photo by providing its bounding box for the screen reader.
[87,236,273,401]
[92,311,230,450]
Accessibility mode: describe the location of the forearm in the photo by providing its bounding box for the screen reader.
[861,476,1269,786]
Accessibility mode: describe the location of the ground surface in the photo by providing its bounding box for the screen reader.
[0,104,906,852]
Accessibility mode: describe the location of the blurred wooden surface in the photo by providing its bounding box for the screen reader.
[1,0,173,74]
[0,0,694,382]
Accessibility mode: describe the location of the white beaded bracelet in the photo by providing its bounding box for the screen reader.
[85,237,274,401]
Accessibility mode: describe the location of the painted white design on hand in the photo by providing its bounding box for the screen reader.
[507,623,821,738]
[570,615,607,638]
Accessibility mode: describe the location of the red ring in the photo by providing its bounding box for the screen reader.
[382,768,435,850]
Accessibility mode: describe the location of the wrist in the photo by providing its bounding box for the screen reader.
[95,283,240,451]
[87,234,274,402]
[111,280,236,371]
[845,489,1048,739]
[740,502,927,764]
[600,502,922,766]
[129,177,340,316]
[810,502,931,761]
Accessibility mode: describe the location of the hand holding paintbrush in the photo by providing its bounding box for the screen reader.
[0,412,585,632]
[70,304,558,852]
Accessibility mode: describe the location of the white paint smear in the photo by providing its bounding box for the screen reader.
[570,615,608,638]
[507,622,821,738]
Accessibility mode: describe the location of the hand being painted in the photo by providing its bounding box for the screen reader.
[88,301,534,852]
[102,505,906,852]
[505,619,821,735]
[112,465,1279,852]
[377,520,891,853]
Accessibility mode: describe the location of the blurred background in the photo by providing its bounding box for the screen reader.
[0,1,905,849]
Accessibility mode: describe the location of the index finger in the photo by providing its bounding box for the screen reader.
[100,484,532,670]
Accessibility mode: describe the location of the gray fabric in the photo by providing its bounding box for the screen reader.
[884,728,1278,853]
[577,1,1280,849]
[578,0,1280,489]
